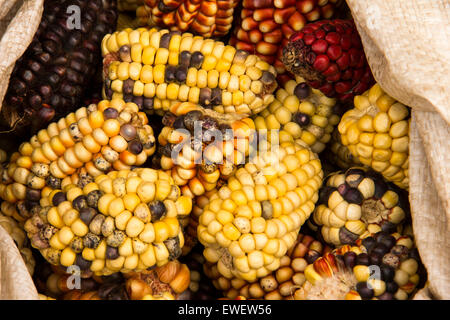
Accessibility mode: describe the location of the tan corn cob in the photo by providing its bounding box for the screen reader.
[156,102,256,198]
[0,100,156,221]
[310,167,409,247]
[204,233,331,299]
[24,168,193,276]
[101,28,278,116]
[198,141,323,282]
[338,84,410,190]
[254,76,340,154]
[136,0,239,38]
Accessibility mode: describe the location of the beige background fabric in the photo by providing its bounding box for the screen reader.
[347,0,450,299]
[0,0,43,299]
[0,225,38,299]
[0,0,449,300]
[0,0,44,119]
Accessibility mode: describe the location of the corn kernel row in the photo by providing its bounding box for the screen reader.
[338,84,410,190]
[254,76,339,154]
[24,168,193,275]
[101,28,277,116]
[198,141,323,282]
[0,99,156,206]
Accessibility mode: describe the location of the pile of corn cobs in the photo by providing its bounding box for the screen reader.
[0,0,425,301]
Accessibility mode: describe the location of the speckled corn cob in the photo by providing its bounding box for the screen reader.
[0,210,35,275]
[338,84,410,190]
[204,233,331,299]
[309,167,409,247]
[24,168,193,275]
[101,28,278,116]
[254,76,340,154]
[0,100,156,215]
[156,102,256,197]
[136,0,239,38]
[199,141,323,282]
[299,226,424,300]
[118,0,143,11]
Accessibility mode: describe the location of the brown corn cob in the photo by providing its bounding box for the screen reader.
[1,0,117,136]
[0,99,156,220]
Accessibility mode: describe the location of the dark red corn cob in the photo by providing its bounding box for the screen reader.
[0,0,117,137]
[229,0,345,85]
[282,19,374,103]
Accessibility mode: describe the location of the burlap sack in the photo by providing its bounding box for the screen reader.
[0,0,448,300]
[0,0,43,300]
[347,0,450,300]
[0,0,44,125]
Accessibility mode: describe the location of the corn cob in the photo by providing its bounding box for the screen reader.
[24,168,193,275]
[0,99,156,220]
[325,128,363,170]
[101,28,278,116]
[1,0,117,136]
[229,0,343,82]
[299,226,424,300]
[338,84,410,190]
[198,141,323,282]
[156,102,256,198]
[204,233,331,300]
[118,0,144,11]
[309,167,409,247]
[254,76,341,154]
[136,0,240,38]
[0,210,35,275]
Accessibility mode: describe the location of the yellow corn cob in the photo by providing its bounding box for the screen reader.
[198,141,323,282]
[298,227,422,300]
[204,233,330,300]
[101,28,277,116]
[254,76,340,154]
[338,84,410,190]
[309,167,409,247]
[24,168,192,275]
[0,210,35,275]
[0,100,156,221]
[156,102,256,197]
